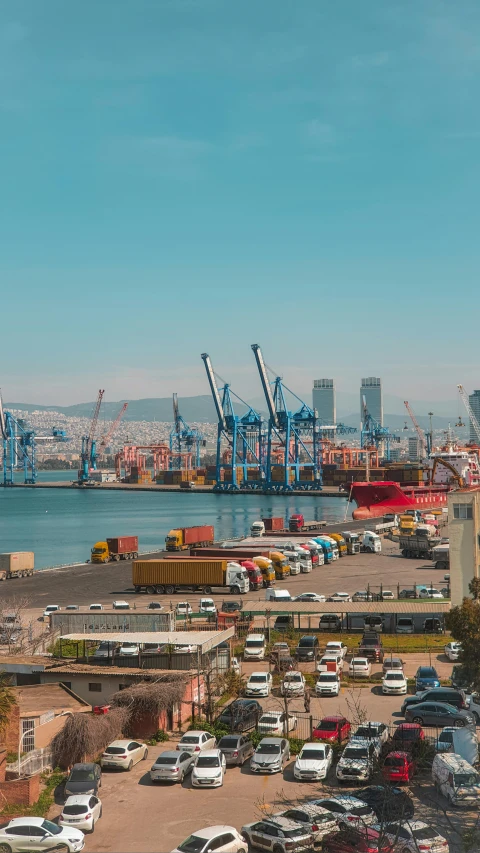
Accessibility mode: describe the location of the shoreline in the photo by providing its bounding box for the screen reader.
[4,481,347,497]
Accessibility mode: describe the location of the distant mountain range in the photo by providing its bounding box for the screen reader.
[5,394,467,435]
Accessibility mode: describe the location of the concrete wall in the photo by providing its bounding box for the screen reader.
[449,491,480,605]
[39,672,139,705]
[0,774,40,807]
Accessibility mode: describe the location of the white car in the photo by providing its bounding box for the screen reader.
[245,671,273,697]
[382,670,408,695]
[43,604,60,619]
[419,588,444,599]
[352,722,389,746]
[0,818,84,852]
[257,711,297,736]
[176,730,216,754]
[294,592,326,603]
[59,795,102,833]
[348,657,372,678]
[315,672,340,696]
[316,654,342,674]
[329,592,351,602]
[445,641,462,661]
[275,805,338,842]
[173,643,196,654]
[199,598,216,613]
[325,641,348,659]
[379,820,449,853]
[191,749,226,787]
[309,796,377,827]
[294,742,333,781]
[89,603,103,611]
[171,826,247,853]
[112,600,130,610]
[381,590,395,600]
[176,602,193,615]
[100,739,148,770]
[281,671,306,696]
[336,740,375,783]
[118,642,139,656]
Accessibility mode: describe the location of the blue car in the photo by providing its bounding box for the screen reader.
[435,727,455,753]
[415,665,440,692]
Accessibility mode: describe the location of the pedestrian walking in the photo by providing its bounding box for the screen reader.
[304,686,311,713]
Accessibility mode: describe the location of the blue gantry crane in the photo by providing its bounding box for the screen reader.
[169,393,205,469]
[79,389,105,483]
[251,343,323,491]
[201,353,266,490]
[361,395,400,462]
[0,392,68,485]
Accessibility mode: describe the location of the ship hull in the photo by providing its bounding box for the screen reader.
[349,481,450,520]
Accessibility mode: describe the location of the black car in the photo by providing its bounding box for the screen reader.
[274,615,294,631]
[355,786,414,821]
[399,589,417,599]
[217,699,262,732]
[295,635,319,661]
[221,600,242,614]
[319,614,341,632]
[402,687,466,715]
[147,601,164,610]
[65,763,102,797]
[405,702,474,728]
[451,665,473,691]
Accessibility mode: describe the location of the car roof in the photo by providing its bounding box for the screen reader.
[344,739,370,747]
[71,762,96,770]
[8,818,48,826]
[356,721,383,728]
[258,737,284,744]
[192,826,238,840]
[284,670,303,676]
[301,742,327,749]
[278,804,331,818]
[249,671,269,677]
[108,739,139,747]
[384,670,405,676]
[155,750,181,758]
[319,715,346,722]
[319,795,367,806]
[385,751,410,759]
[197,749,221,757]
[263,817,304,830]
[63,795,96,806]
[181,730,211,737]
[260,711,283,719]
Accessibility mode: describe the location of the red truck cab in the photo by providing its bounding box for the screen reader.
[241,560,263,590]
[289,514,304,532]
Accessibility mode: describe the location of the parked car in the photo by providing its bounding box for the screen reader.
[217,699,262,732]
[328,592,351,603]
[325,641,348,659]
[402,687,467,714]
[315,672,340,697]
[281,671,306,696]
[336,740,376,784]
[451,665,472,691]
[363,615,383,632]
[275,806,338,843]
[89,603,103,611]
[217,734,254,766]
[43,604,60,618]
[358,634,384,662]
[423,618,443,634]
[382,751,416,784]
[294,592,326,603]
[415,666,440,691]
[112,600,130,610]
[380,821,449,853]
[258,711,297,736]
[147,601,164,610]
[348,658,371,678]
[92,641,118,660]
[59,795,102,833]
[316,654,342,674]
[296,635,319,661]
[352,590,373,602]
[65,604,79,611]
[382,670,407,695]
[191,748,226,788]
[150,750,194,783]
[351,722,388,747]
[419,588,444,599]
[445,641,462,661]
[175,731,216,754]
[319,614,341,632]
[273,615,294,632]
[101,740,148,770]
[245,671,273,697]
[382,656,404,675]
[199,597,216,614]
[309,796,377,828]
[0,818,84,853]
[313,716,351,744]
[405,701,474,728]
[172,826,247,853]
[294,742,333,781]
[176,602,193,615]
[241,818,313,853]
[322,827,394,853]
[435,727,456,753]
[250,737,290,774]
[65,763,102,797]
[117,642,139,657]
[380,590,395,600]
[390,723,425,755]
[221,600,242,614]
[355,785,414,820]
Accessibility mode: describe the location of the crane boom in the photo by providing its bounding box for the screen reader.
[88,389,105,443]
[201,353,226,431]
[404,400,427,458]
[458,384,480,443]
[0,390,6,440]
[172,393,181,437]
[98,402,128,453]
[251,343,279,428]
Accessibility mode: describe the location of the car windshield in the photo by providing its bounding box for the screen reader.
[319,674,337,682]
[412,827,437,841]
[301,748,325,760]
[105,747,126,754]
[70,769,96,781]
[249,675,266,683]
[196,756,220,768]
[395,729,419,741]
[155,756,177,765]
[351,806,373,817]
[285,674,302,682]
[260,716,279,725]
[384,756,404,767]
[299,638,315,647]
[246,639,264,647]
[63,804,89,815]
[257,744,280,754]
[317,721,337,731]
[439,732,453,743]
[351,660,367,666]
[218,738,239,749]
[419,669,436,677]
[180,736,200,744]
[356,726,379,737]
[344,747,368,759]
[178,835,208,853]
[42,820,62,836]
[386,674,404,680]
[455,773,479,786]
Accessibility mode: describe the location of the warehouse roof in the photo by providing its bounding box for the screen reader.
[13,683,90,714]
[59,627,234,653]
[245,601,451,614]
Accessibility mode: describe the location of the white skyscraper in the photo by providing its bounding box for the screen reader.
[361,377,383,425]
[313,379,336,424]
[469,390,480,443]
[408,436,422,461]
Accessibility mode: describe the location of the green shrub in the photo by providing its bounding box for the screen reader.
[154,729,169,742]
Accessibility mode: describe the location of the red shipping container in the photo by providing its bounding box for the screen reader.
[106,536,138,555]
[262,517,284,531]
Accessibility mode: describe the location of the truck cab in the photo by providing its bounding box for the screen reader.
[240,560,264,590]
[252,556,275,587]
[329,534,347,556]
[320,535,339,560]
[399,514,416,535]
[250,521,265,537]
[312,537,334,563]
[289,514,304,532]
[342,531,360,555]
[225,562,250,593]
[268,551,291,579]
[362,531,382,553]
[91,542,110,563]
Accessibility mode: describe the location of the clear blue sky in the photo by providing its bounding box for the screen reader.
[1,0,480,406]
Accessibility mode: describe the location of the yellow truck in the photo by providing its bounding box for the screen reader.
[91,536,139,564]
[132,558,249,595]
[267,550,291,580]
[252,556,276,587]
[329,533,347,557]
[165,525,214,551]
[399,515,416,536]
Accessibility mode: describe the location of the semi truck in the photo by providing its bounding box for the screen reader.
[91,537,139,564]
[132,558,249,595]
[400,532,441,559]
[431,543,450,571]
[165,525,214,551]
[0,552,34,581]
[190,547,289,580]
[289,514,327,532]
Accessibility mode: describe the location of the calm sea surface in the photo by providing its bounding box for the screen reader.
[0,471,349,569]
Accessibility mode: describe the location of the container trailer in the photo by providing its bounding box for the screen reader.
[0,552,34,581]
[91,537,139,564]
[165,525,214,551]
[132,558,249,595]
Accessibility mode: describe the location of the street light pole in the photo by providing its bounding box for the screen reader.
[17,710,74,775]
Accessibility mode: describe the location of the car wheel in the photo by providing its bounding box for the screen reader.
[242,833,251,848]
[180,770,185,782]
[454,720,465,727]
[0,845,12,853]
[128,759,133,770]
[230,585,241,595]
[146,586,155,595]
[413,717,424,725]
[143,749,148,759]
[273,845,283,853]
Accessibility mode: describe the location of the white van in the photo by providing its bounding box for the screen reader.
[243,633,266,661]
[362,531,382,553]
[432,753,480,807]
[265,588,292,602]
[396,617,414,634]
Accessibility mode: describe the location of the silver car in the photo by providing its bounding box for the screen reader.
[241,817,313,853]
[250,738,290,774]
[150,750,194,783]
[217,734,255,766]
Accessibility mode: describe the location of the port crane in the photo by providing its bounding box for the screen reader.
[169,394,205,469]
[361,396,400,462]
[251,343,322,491]
[457,384,480,444]
[404,400,430,457]
[201,353,265,490]
[0,391,68,485]
[79,389,105,483]
[98,402,128,457]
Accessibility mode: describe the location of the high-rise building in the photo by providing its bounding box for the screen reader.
[313,379,336,424]
[468,390,480,442]
[360,377,383,426]
[408,436,422,461]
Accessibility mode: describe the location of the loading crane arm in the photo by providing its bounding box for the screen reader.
[431,455,465,488]
[404,400,427,458]
[88,389,105,444]
[201,353,226,431]
[251,343,279,429]
[98,402,128,453]
[458,384,480,444]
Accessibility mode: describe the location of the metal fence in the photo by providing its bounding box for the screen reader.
[279,713,454,744]
[7,747,53,777]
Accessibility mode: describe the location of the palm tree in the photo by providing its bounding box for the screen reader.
[0,671,16,736]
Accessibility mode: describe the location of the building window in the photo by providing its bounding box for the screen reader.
[60,681,72,690]
[88,683,102,692]
[22,719,35,752]
[453,503,473,519]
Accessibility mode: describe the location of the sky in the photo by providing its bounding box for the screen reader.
[1,0,480,407]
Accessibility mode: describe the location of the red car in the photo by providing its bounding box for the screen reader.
[313,715,351,743]
[391,723,425,754]
[382,751,416,783]
[322,827,393,853]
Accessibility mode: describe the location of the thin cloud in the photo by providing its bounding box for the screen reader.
[351,51,390,69]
